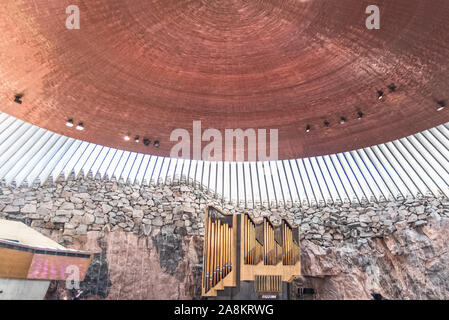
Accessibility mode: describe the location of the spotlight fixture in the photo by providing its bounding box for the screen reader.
[65,119,74,127]
[377,90,384,100]
[339,117,346,124]
[75,122,84,131]
[143,138,150,146]
[324,120,330,128]
[388,83,397,93]
[14,93,23,104]
[154,140,160,148]
[357,111,364,120]
[305,125,311,133]
[437,100,446,112]
[124,135,130,141]
[134,136,140,143]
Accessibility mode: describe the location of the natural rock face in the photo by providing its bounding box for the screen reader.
[98,228,202,300]
[1,176,448,300]
[295,215,449,299]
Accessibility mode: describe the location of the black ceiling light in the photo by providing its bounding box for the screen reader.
[76,122,84,131]
[357,111,364,120]
[324,120,330,128]
[134,136,140,143]
[377,90,384,100]
[387,83,397,93]
[339,117,346,124]
[65,119,74,127]
[143,138,150,146]
[305,125,311,133]
[437,100,446,112]
[154,140,160,148]
[14,93,23,104]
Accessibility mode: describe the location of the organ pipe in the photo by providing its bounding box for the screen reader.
[202,207,300,296]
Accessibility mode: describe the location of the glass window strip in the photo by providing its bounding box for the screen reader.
[0,112,447,207]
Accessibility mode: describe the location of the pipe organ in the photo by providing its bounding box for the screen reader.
[202,206,237,296]
[202,205,301,299]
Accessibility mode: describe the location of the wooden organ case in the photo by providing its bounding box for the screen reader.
[202,205,300,300]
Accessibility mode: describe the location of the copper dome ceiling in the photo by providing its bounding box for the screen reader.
[0,0,449,160]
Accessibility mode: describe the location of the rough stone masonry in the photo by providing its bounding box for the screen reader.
[1,175,448,299]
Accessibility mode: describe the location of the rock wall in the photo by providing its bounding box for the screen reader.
[296,214,449,299]
[1,176,448,300]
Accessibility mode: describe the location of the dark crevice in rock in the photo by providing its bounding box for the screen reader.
[78,236,112,299]
[144,236,152,256]
[152,232,184,275]
[78,248,112,299]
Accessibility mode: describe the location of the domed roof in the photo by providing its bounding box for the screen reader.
[0,0,448,160]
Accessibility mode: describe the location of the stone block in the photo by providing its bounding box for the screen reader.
[3,205,20,213]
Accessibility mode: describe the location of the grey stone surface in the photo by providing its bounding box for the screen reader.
[0,176,447,248]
